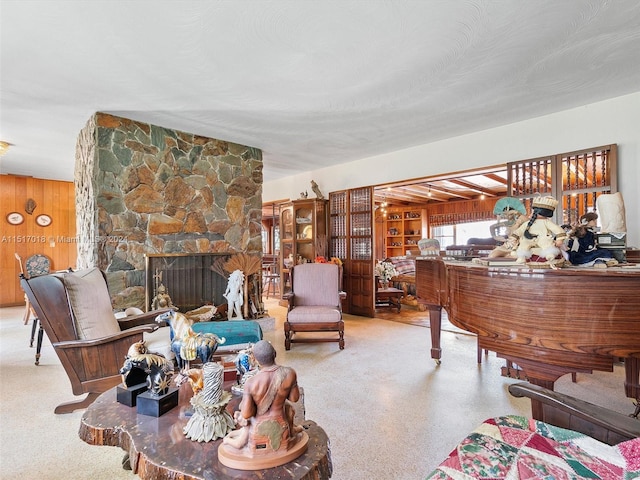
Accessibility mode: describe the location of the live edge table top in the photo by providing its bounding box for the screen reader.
[79,384,331,480]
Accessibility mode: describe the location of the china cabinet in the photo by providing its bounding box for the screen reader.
[279,198,328,297]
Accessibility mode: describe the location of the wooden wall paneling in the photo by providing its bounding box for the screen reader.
[1,176,20,304]
[0,175,77,307]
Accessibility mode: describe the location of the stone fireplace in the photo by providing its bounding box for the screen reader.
[74,113,263,312]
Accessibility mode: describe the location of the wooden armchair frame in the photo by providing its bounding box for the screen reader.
[20,270,168,414]
[509,382,640,445]
[283,263,346,350]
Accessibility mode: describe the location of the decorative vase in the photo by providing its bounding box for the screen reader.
[382,280,389,289]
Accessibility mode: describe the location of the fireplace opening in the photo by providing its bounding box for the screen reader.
[145,253,233,313]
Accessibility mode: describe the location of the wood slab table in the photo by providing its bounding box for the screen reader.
[79,384,332,479]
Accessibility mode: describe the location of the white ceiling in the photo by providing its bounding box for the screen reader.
[1,1,640,184]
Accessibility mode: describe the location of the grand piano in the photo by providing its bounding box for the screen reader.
[416,257,640,418]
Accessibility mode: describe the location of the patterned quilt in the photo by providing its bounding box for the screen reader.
[426,415,640,479]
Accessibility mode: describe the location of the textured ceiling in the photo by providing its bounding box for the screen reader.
[1,1,640,184]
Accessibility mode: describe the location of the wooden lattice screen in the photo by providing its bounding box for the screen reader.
[507,144,617,225]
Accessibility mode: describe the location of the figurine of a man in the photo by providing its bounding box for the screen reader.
[222,340,302,452]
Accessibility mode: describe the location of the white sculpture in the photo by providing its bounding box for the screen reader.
[596,192,626,233]
[223,269,244,320]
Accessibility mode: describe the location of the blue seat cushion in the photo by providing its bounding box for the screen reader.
[191,320,263,347]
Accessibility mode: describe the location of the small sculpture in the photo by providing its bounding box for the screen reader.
[156,310,225,370]
[511,196,567,266]
[174,367,205,395]
[596,192,626,233]
[310,180,324,199]
[119,340,174,395]
[183,362,235,442]
[567,212,618,268]
[152,283,176,311]
[25,198,37,215]
[231,345,258,394]
[224,269,244,320]
[219,340,308,470]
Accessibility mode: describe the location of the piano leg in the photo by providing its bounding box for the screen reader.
[427,305,442,365]
[624,357,640,418]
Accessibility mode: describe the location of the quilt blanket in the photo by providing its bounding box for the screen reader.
[426,415,640,479]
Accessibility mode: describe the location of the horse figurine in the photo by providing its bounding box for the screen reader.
[156,310,226,369]
[174,367,205,395]
[119,340,175,396]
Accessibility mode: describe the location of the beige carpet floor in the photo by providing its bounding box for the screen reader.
[0,300,634,480]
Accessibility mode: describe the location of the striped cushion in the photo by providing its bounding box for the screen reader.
[390,257,415,275]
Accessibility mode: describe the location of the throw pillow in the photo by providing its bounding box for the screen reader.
[64,268,120,340]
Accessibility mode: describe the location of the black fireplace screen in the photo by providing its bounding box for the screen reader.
[145,253,231,312]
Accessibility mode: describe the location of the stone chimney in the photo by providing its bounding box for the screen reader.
[75,113,263,309]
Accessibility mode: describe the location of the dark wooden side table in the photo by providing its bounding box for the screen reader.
[79,384,331,480]
[375,286,403,313]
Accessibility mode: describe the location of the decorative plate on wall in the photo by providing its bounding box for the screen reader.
[6,212,24,225]
[35,214,52,227]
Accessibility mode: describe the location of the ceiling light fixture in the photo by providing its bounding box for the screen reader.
[427,185,432,197]
[0,141,10,156]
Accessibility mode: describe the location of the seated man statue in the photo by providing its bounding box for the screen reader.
[220,340,307,467]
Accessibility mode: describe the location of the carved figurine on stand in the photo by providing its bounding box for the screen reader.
[511,196,567,266]
[119,340,174,392]
[567,212,618,268]
[223,269,244,320]
[219,340,308,470]
[118,340,175,408]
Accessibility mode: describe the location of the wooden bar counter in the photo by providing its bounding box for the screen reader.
[416,257,640,417]
[79,384,332,480]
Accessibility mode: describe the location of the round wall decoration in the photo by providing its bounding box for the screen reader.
[35,214,52,227]
[6,212,25,225]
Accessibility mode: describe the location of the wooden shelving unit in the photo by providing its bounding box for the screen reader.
[384,207,427,258]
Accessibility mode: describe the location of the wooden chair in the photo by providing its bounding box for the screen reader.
[262,262,280,299]
[15,253,52,364]
[21,267,171,414]
[283,263,346,350]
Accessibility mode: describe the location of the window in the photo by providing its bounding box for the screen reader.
[431,220,496,249]
[431,225,454,250]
